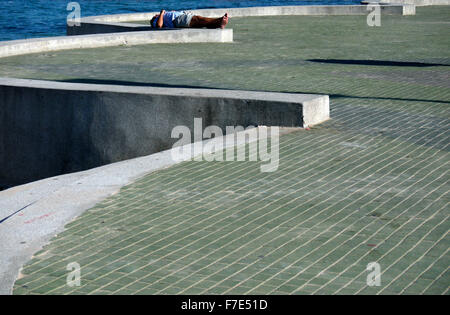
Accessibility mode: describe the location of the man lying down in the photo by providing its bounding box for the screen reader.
[150,10,229,29]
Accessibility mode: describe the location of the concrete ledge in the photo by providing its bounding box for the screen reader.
[90,4,415,22]
[184,4,415,17]
[67,4,415,36]
[369,0,450,5]
[0,78,329,188]
[0,28,233,58]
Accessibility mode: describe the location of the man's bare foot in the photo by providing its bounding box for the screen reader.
[220,13,228,29]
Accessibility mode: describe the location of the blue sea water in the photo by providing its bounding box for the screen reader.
[0,0,360,41]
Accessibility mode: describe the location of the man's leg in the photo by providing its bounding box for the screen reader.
[189,13,228,29]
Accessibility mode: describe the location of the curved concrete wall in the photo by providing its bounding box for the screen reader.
[378,0,450,5]
[90,4,415,22]
[0,28,232,58]
[0,78,328,188]
[68,4,415,35]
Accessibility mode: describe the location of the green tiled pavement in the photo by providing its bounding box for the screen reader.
[7,6,450,295]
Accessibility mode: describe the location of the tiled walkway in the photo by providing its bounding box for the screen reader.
[7,6,449,294]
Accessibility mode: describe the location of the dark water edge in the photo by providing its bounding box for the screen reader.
[1,0,360,41]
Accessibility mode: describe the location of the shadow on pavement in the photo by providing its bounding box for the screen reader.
[307,59,450,67]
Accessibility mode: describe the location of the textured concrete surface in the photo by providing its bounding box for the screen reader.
[1,6,449,295]
[0,78,327,187]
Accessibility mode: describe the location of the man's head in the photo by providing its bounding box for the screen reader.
[150,15,159,27]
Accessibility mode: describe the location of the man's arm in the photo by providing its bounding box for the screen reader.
[157,9,165,28]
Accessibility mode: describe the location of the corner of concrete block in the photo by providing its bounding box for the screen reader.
[222,29,234,42]
[403,4,416,15]
[302,95,330,128]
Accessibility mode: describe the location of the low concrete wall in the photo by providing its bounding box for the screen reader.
[186,4,415,16]
[67,22,152,36]
[0,78,329,188]
[92,4,415,22]
[374,0,450,5]
[68,4,415,36]
[0,28,232,58]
